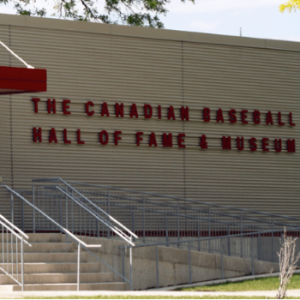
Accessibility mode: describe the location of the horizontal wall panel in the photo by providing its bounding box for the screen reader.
[0,15,299,218]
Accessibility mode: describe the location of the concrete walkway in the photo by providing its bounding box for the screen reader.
[0,290,300,298]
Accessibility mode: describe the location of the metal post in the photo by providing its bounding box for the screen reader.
[165,217,169,247]
[132,211,135,243]
[21,200,24,232]
[188,242,191,284]
[143,196,145,244]
[129,238,133,291]
[271,219,274,262]
[240,213,243,258]
[121,248,125,282]
[208,207,211,253]
[251,235,254,275]
[221,238,224,279]
[258,233,261,261]
[71,190,74,233]
[77,244,80,291]
[107,190,110,238]
[32,185,35,233]
[65,194,68,242]
[197,221,200,252]
[59,197,62,226]
[227,224,231,256]
[10,193,14,224]
[177,204,180,248]
[97,219,99,238]
[21,238,24,291]
[156,245,159,288]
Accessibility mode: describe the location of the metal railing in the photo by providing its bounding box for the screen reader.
[3,185,135,290]
[120,226,300,288]
[0,211,31,291]
[29,178,300,248]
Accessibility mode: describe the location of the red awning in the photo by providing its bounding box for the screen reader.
[0,66,47,95]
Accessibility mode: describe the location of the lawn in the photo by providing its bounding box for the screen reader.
[180,274,300,292]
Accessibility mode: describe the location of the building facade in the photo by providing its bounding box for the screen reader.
[0,14,299,217]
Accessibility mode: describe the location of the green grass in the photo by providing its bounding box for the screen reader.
[180,274,300,292]
[21,297,300,299]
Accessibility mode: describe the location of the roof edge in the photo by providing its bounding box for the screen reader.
[0,13,299,52]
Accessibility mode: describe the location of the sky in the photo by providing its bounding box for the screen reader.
[0,0,299,42]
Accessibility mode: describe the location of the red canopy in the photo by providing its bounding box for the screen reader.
[0,66,47,95]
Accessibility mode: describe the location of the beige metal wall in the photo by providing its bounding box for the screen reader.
[0,14,299,217]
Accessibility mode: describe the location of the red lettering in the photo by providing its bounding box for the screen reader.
[136,132,143,146]
[99,130,109,145]
[289,113,295,126]
[200,135,208,149]
[241,110,248,124]
[237,137,244,151]
[168,106,176,120]
[149,132,157,147]
[101,102,109,117]
[274,139,282,152]
[33,127,42,142]
[115,103,124,118]
[222,136,231,150]
[77,129,85,144]
[216,109,224,123]
[85,101,94,116]
[262,138,269,152]
[266,111,273,125]
[144,104,153,119]
[114,131,122,145]
[278,112,285,126]
[130,104,139,118]
[47,99,56,114]
[32,98,40,113]
[287,139,296,153]
[158,105,161,119]
[63,129,71,144]
[253,110,260,124]
[162,133,173,147]
[181,106,189,121]
[203,108,210,122]
[229,109,237,124]
[249,138,257,152]
[178,133,186,148]
[49,128,57,143]
[62,100,71,115]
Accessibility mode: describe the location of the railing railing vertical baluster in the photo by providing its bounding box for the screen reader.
[32,185,35,233]
[271,219,274,262]
[130,237,133,291]
[240,213,243,258]
[188,242,191,284]
[197,221,200,252]
[143,196,145,244]
[21,238,24,291]
[228,224,231,256]
[165,217,168,247]
[66,192,68,242]
[208,207,211,253]
[121,247,125,282]
[177,204,180,248]
[221,238,224,279]
[107,190,110,238]
[156,245,159,288]
[251,234,254,275]
[77,243,80,291]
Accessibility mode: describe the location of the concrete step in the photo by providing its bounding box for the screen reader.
[0,252,88,263]
[0,272,113,284]
[0,282,126,291]
[0,262,100,274]
[0,243,73,253]
[0,233,62,243]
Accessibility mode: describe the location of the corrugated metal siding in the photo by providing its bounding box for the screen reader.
[0,17,299,217]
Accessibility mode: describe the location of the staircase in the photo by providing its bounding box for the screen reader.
[0,233,126,291]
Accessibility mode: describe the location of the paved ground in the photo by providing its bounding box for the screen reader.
[0,289,300,298]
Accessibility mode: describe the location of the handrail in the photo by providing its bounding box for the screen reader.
[56,186,136,246]
[0,185,99,250]
[119,226,300,249]
[33,178,138,239]
[0,220,31,247]
[0,214,29,240]
[1,185,132,288]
